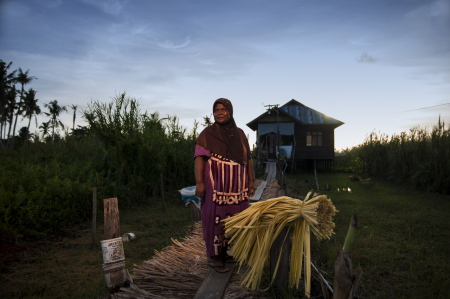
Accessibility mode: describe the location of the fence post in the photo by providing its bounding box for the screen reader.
[270,226,289,293]
[160,173,166,211]
[314,159,320,193]
[104,198,120,239]
[103,198,124,286]
[91,187,97,249]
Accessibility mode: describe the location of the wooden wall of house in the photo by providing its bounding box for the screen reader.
[294,123,335,160]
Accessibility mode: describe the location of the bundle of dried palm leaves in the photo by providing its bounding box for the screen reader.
[223,191,337,298]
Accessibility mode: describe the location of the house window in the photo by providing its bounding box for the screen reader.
[306,131,322,146]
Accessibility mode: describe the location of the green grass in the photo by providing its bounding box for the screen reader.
[286,171,450,298]
[2,173,450,298]
[0,193,192,299]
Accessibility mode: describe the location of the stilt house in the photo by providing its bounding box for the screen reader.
[246,99,344,170]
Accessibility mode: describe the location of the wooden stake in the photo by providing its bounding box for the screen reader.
[104,198,120,239]
[189,202,201,222]
[91,187,97,249]
[270,226,289,293]
[160,173,166,211]
[103,197,124,287]
[314,159,320,194]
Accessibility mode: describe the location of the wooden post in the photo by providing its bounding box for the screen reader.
[189,202,201,222]
[91,187,97,249]
[270,226,289,293]
[268,189,289,294]
[104,198,120,239]
[160,173,166,212]
[103,197,124,286]
[314,159,320,193]
[291,179,297,194]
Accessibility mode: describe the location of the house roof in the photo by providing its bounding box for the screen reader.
[246,99,344,131]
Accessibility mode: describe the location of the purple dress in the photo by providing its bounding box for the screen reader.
[194,144,250,258]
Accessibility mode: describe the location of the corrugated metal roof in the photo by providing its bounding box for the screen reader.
[281,100,343,125]
[246,99,344,131]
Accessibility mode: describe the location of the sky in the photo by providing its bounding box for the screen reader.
[1,0,449,150]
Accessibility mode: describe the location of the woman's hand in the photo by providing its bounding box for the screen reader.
[248,181,255,197]
[196,182,205,197]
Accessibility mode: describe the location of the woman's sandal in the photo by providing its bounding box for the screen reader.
[209,264,230,273]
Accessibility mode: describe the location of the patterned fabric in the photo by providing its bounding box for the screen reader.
[195,144,249,258]
[209,152,249,205]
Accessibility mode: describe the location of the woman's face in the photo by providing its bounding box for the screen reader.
[214,103,231,124]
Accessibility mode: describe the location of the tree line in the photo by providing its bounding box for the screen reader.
[0,59,208,240]
[336,118,450,194]
[0,59,80,148]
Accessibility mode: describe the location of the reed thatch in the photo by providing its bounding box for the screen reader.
[111,222,264,299]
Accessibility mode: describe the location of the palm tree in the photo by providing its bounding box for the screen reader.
[21,88,41,143]
[1,90,14,141]
[70,104,77,131]
[44,100,67,140]
[11,68,36,148]
[39,122,50,139]
[18,126,34,144]
[0,60,16,143]
[5,86,18,146]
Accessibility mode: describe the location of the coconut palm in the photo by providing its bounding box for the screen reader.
[44,100,67,140]
[18,126,34,144]
[5,86,18,146]
[1,89,15,142]
[21,88,41,143]
[70,104,77,131]
[39,122,50,139]
[11,68,36,148]
[0,60,16,142]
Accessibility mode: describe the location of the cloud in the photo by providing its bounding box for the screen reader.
[81,0,129,15]
[1,1,30,17]
[102,0,129,15]
[357,52,377,63]
[36,0,62,9]
[156,36,191,50]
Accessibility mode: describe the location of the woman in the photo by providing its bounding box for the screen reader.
[195,98,255,273]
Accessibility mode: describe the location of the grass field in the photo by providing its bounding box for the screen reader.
[287,171,450,298]
[1,172,449,298]
[0,192,193,299]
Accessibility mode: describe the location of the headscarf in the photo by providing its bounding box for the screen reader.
[197,98,250,164]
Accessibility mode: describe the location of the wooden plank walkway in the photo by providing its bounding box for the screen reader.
[265,162,277,182]
[249,162,276,202]
[249,181,267,201]
[193,263,236,299]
